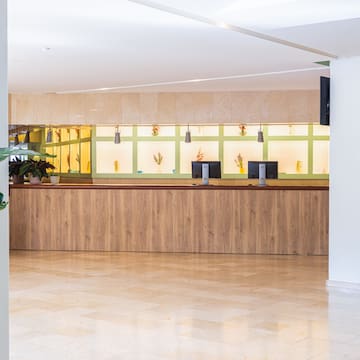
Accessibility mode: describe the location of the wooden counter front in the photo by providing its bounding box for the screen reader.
[9,185,329,255]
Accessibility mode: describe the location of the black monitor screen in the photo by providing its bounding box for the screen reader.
[248,161,278,179]
[191,161,221,179]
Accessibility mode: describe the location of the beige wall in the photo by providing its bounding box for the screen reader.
[9,90,319,125]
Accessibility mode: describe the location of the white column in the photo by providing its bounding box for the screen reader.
[0,0,8,357]
[329,56,360,287]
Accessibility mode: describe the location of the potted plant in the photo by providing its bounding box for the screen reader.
[49,170,60,185]
[0,147,56,210]
[19,159,55,184]
[9,157,25,184]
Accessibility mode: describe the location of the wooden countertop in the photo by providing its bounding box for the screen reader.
[9,183,329,191]
[10,182,329,255]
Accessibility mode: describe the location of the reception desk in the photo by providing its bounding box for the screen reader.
[9,184,329,255]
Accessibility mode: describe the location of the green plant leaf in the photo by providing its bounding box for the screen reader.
[0,192,8,210]
[0,147,56,162]
[19,159,55,178]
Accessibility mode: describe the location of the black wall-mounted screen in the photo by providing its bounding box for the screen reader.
[320,76,330,126]
[191,161,221,179]
[248,161,278,179]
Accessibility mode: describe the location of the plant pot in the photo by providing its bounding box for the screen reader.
[50,175,60,185]
[156,164,163,173]
[12,174,24,184]
[29,175,42,185]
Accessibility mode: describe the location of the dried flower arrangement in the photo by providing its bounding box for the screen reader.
[196,148,204,161]
[152,125,160,136]
[234,153,245,173]
[153,152,163,165]
[55,129,61,141]
[239,124,247,136]
[67,153,71,172]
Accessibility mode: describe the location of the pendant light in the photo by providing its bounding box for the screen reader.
[46,127,53,143]
[185,124,191,143]
[114,125,121,144]
[23,129,30,144]
[14,133,19,146]
[257,124,264,143]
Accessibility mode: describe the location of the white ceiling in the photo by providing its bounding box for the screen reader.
[7,0,360,93]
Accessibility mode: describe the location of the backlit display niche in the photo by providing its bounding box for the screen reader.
[93,124,329,179]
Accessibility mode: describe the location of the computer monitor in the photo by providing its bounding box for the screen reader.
[248,161,278,179]
[192,161,221,179]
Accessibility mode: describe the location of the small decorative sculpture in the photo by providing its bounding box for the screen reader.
[239,125,247,136]
[152,125,160,136]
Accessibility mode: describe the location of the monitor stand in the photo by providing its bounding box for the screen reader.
[202,163,209,185]
[258,163,266,186]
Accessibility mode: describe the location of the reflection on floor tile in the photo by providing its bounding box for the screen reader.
[9,251,360,359]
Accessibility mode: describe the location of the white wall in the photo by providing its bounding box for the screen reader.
[0,0,8,358]
[329,56,360,284]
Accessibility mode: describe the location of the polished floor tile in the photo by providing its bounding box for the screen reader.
[9,251,360,359]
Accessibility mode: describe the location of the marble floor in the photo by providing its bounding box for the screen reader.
[9,251,360,360]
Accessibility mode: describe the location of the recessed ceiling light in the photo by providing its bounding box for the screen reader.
[41,47,52,52]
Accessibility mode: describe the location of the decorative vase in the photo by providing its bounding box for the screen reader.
[114,160,119,173]
[12,174,24,184]
[50,175,60,185]
[29,175,42,185]
[296,160,303,173]
[156,164,163,173]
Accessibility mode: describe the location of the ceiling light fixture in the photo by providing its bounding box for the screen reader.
[23,130,30,144]
[14,134,19,146]
[257,124,264,143]
[114,126,121,144]
[185,124,192,143]
[46,128,53,143]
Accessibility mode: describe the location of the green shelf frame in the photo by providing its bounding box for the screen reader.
[37,124,330,180]
[90,124,329,180]
[41,128,92,177]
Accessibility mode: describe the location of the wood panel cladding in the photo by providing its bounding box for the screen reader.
[9,187,328,255]
[9,90,320,125]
